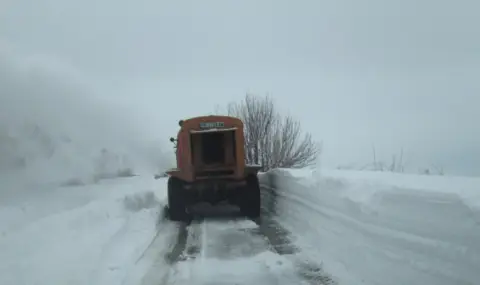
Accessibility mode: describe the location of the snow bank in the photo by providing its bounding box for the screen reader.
[0,175,167,285]
[0,43,170,191]
[287,168,480,210]
[266,168,480,285]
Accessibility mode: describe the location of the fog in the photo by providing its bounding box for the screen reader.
[0,45,171,189]
[1,0,479,176]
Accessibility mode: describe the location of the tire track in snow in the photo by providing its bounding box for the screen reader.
[131,182,336,285]
[129,220,204,285]
[78,194,166,285]
[189,216,332,285]
[170,214,333,284]
[137,222,187,285]
[88,213,135,285]
[120,206,187,285]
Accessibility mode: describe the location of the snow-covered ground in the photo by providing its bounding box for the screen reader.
[0,176,164,285]
[0,174,312,285]
[268,168,480,285]
[126,213,310,285]
[2,168,479,285]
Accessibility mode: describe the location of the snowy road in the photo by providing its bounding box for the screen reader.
[125,198,333,285]
[1,174,332,285]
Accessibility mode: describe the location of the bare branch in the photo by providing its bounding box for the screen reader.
[224,93,320,171]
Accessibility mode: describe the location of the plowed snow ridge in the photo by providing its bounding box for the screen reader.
[270,168,480,285]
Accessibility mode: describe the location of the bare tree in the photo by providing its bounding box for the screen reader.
[221,93,321,171]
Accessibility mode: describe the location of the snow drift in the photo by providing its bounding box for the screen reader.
[266,168,480,285]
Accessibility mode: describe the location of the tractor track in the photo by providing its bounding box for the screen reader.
[134,185,335,285]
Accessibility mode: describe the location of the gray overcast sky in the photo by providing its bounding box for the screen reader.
[1,0,479,175]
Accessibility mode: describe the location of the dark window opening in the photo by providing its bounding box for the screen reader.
[201,132,225,165]
[190,130,237,167]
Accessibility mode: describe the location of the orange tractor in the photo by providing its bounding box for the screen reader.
[164,115,261,222]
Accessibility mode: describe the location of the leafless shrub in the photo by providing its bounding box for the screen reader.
[338,145,406,172]
[367,145,405,172]
[338,145,447,176]
[420,164,445,176]
[220,93,321,171]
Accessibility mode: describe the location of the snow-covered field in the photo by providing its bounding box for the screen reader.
[267,168,480,285]
[1,168,479,285]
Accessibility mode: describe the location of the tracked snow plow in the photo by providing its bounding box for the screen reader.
[164,115,261,222]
